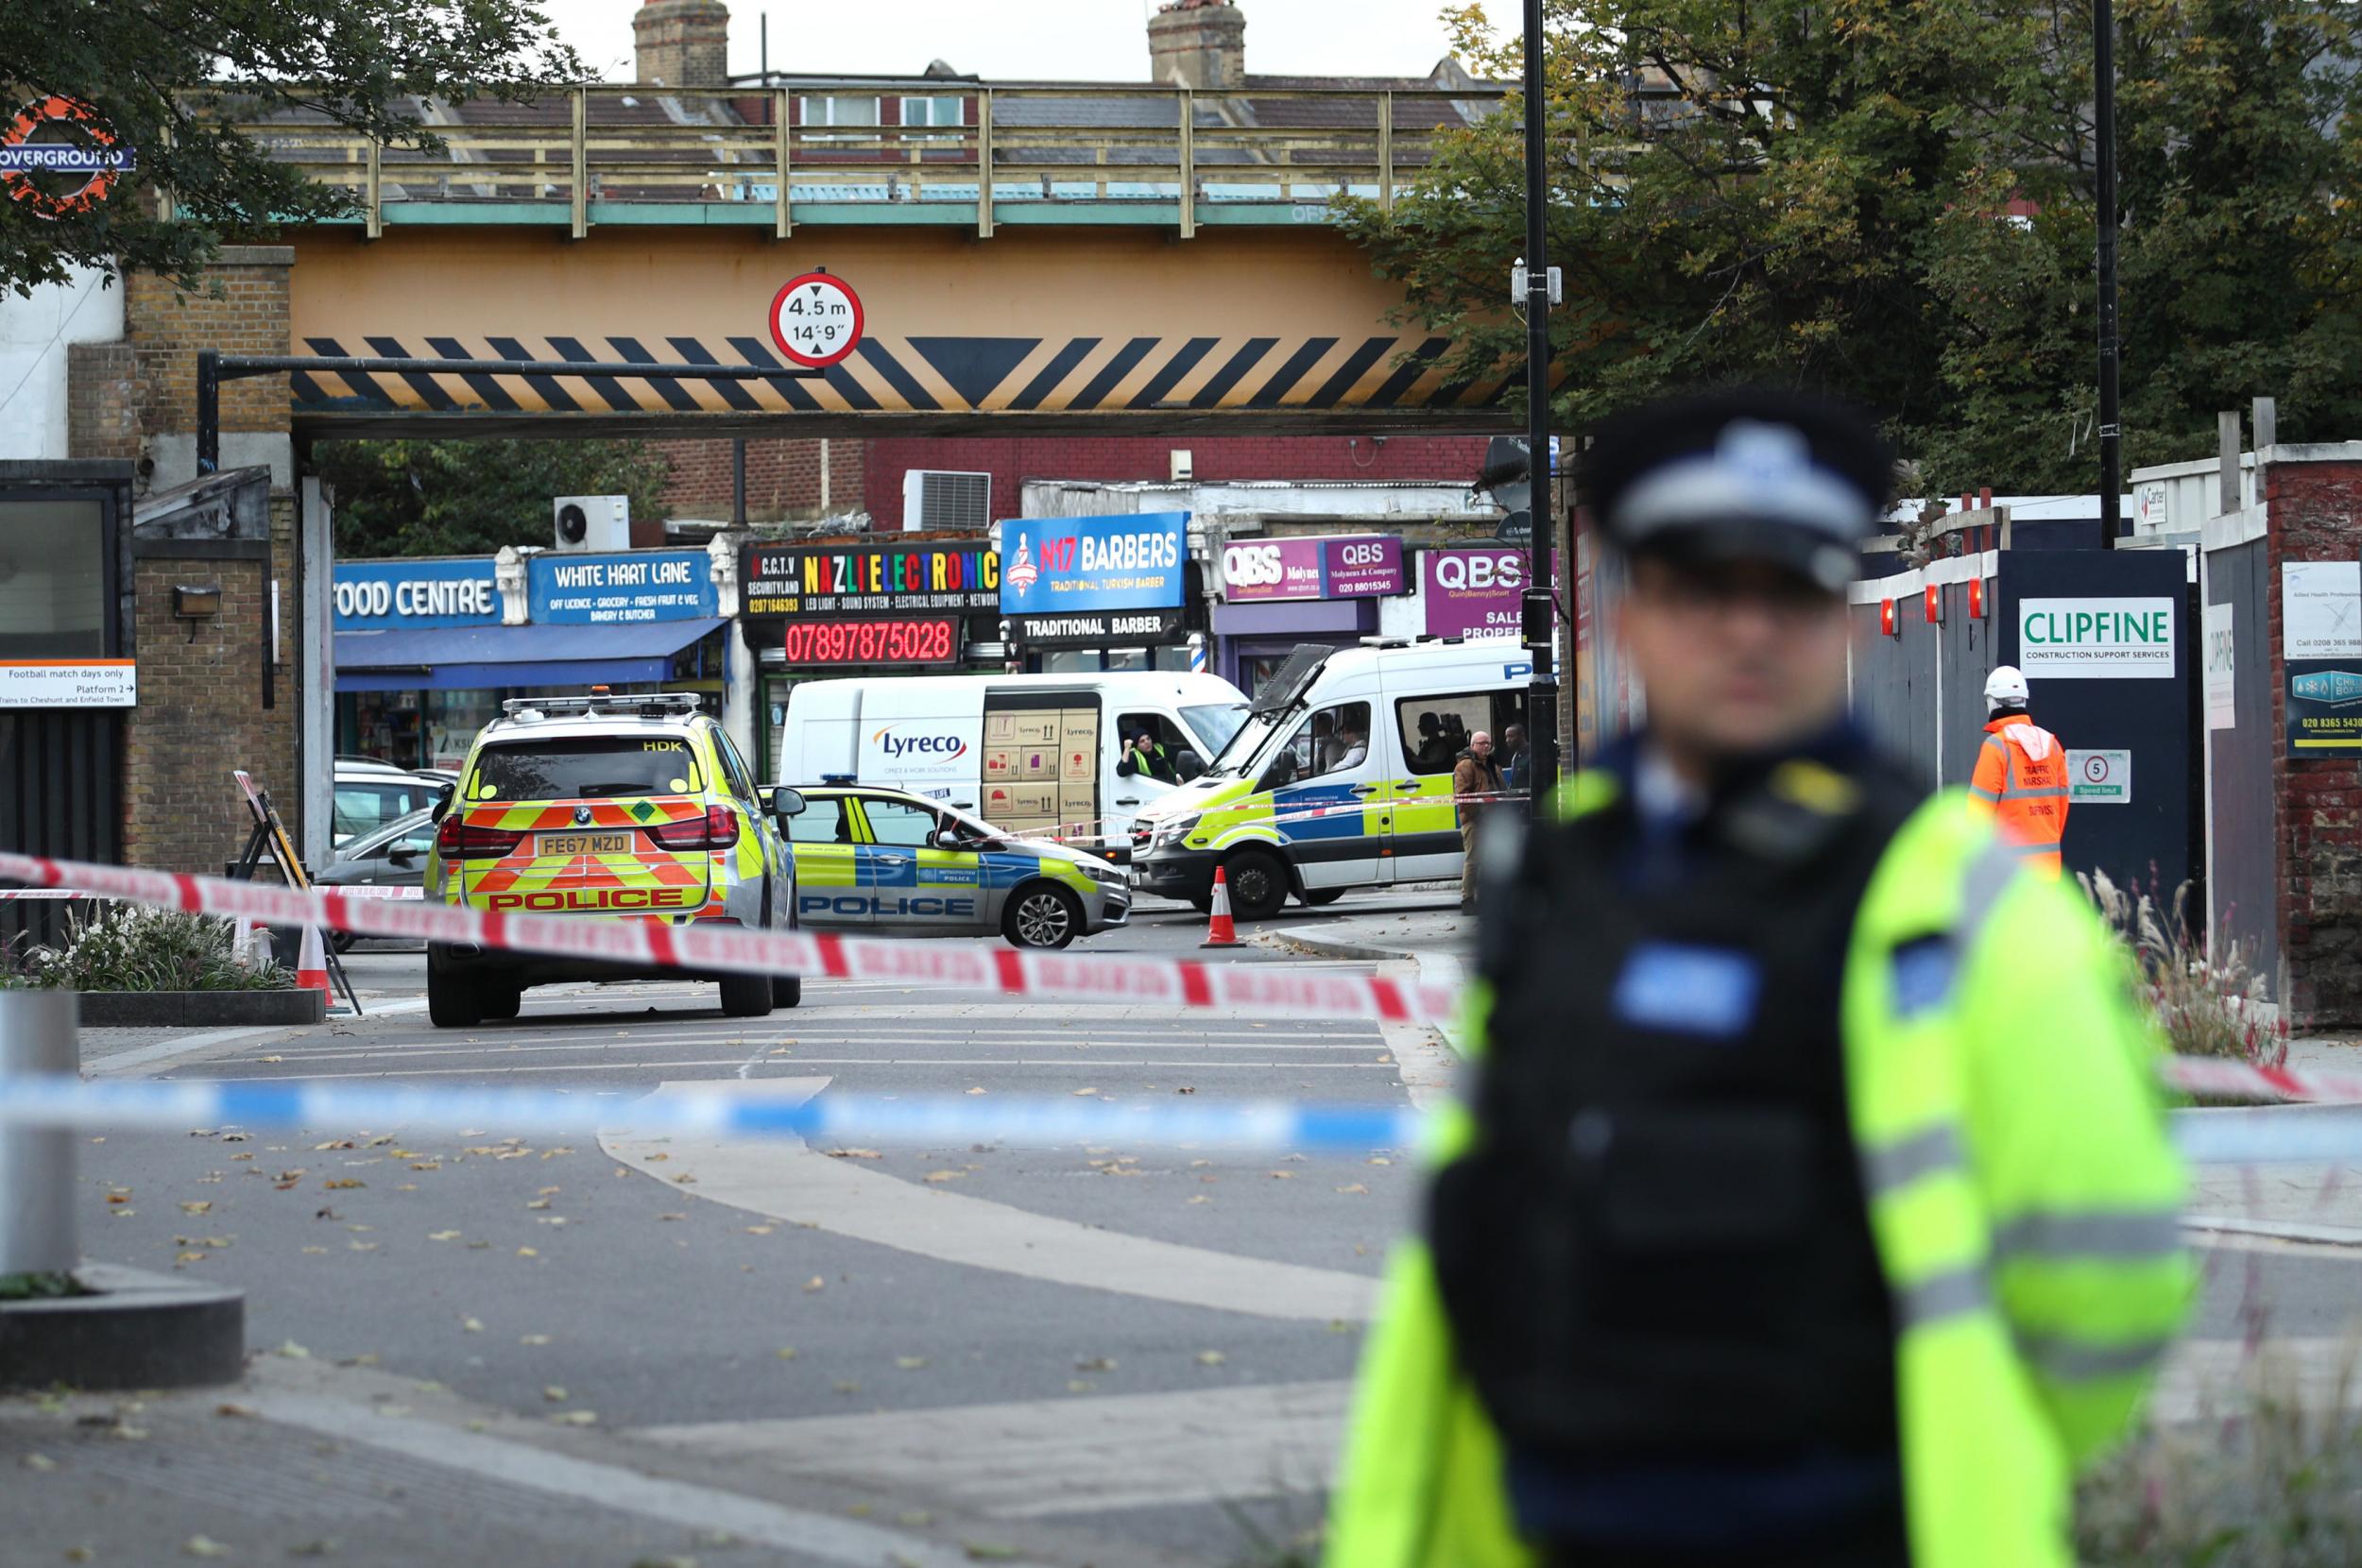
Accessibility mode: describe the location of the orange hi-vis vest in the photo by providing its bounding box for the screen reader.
[1971,714,2069,876]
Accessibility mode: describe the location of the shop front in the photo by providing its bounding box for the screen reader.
[334,553,727,771]
[1001,512,1193,674]
[741,537,1001,775]
[1212,532,1406,699]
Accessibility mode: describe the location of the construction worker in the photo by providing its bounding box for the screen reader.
[1971,665,2069,878]
[1325,389,2188,1568]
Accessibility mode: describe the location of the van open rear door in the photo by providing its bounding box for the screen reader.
[981,690,1101,848]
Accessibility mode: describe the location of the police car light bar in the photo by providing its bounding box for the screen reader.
[500,692,704,719]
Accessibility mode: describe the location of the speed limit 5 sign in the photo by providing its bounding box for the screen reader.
[768,271,864,367]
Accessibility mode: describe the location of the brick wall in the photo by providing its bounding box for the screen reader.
[862,433,1491,526]
[655,436,867,525]
[65,341,139,460]
[121,498,300,875]
[2268,457,2362,1025]
[124,246,293,442]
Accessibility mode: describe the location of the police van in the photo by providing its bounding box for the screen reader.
[1128,639,1532,919]
[775,671,1248,861]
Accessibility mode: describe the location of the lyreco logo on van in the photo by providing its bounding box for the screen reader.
[870,725,969,761]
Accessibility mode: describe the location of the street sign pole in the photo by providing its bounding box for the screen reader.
[1521,0,1560,801]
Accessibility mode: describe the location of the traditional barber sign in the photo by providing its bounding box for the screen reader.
[0,95,134,218]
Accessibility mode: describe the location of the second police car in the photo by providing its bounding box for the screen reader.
[780,784,1128,948]
[424,690,804,1028]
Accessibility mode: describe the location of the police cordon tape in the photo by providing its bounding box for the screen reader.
[0,1075,2344,1167]
[0,1077,1425,1151]
[0,849,1455,1026]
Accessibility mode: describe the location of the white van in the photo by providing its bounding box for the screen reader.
[775,671,1250,861]
[1128,639,1534,917]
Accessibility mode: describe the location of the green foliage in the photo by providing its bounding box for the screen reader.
[1,1,582,296]
[316,438,676,557]
[1341,0,2362,486]
[16,904,291,993]
[0,1271,84,1301]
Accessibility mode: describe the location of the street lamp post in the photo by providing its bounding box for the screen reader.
[2095,0,2121,549]
[1521,0,1561,799]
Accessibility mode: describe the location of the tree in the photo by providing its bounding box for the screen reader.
[316,438,676,558]
[1339,0,2362,488]
[0,1,581,296]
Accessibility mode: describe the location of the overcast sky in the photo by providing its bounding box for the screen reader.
[552,1,1483,83]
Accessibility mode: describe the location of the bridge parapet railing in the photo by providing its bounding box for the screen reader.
[230,81,1513,239]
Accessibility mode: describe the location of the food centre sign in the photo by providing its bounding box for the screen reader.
[2017,597,2177,678]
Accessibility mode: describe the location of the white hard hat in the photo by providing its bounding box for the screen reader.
[1984,665,2029,708]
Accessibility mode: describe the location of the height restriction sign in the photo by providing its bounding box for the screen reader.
[769,272,864,368]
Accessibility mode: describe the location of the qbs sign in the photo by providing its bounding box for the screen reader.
[2017,597,2176,679]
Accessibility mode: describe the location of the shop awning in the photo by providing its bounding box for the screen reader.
[335,618,727,692]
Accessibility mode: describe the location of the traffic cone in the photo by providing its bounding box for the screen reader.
[1201,865,1240,948]
[296,924,333,1003]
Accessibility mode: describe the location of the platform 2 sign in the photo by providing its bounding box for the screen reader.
[0,658,135,708]
[2287,662,2362,755]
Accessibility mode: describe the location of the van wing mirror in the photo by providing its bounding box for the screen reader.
[1175,752,1205,781]
[771,786,807,818]
[429,783,455,823]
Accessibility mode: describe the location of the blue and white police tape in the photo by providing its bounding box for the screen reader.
[0,1076,1428,1153]
[0,1075,2347,1165]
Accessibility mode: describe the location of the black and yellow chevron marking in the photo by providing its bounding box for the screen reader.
[288,333,1510,418]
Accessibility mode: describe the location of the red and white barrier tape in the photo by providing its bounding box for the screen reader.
[0,850,1454,1026]
[2160,1056,2362,1105]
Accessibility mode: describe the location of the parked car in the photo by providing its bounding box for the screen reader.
[334,761,446,846]
[317,807,436,951]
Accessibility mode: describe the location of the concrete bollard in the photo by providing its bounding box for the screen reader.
[0,989,78,1278]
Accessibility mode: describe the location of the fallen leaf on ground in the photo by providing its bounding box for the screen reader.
[1076,1356,1117,1372]
[833,1380,861,1395]
[964,1543,1019,1560]
[517,1248,539,1257]
[215,1403,256,1419]
[1368,1156,1393,1166]
[825,1149,882,1160]
[1187,1195,1210,1205]
[923,1169,964,1184]
[744,1224,774,1236]
[896,1356,928,1371]
[179,1202,212,1215]
[257,1055,283,1065]
[543,1386,568,1403]
[525,1199,552,1211]
[548,1410,597,1426]
[1196,1350,1227,1367]
[1069,1086,1099,1097]
[19,1453,55,1471]
[657,1213,686,1222]
[775,1347,797,1360]
[803,1275,826,1292]
[1067,1379,1094,1393]
[461,1317,485,1332]
[1268,1171,1295,1181]
[428,1231,462,1242]
[347,1241,376,1253]
[183,1536,231,1559]
[323,1179,364,1191]
[1335,1183,1369,1195]
[520,1334,553,1346]
[300,1246,328,1254]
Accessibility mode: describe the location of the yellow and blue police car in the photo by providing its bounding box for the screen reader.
[781,784,1128,948]
[424,690,803,1028]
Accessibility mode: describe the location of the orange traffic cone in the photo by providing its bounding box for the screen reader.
[296,924,333,1004]
[1201,865,1240,948]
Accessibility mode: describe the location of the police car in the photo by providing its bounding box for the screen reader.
[782,784,1127,948]
[424,690,803,1028]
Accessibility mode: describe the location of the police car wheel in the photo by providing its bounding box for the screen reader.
[772,975,802,1009]
[1224,849,1288,921]
[1003,885,1082,950]
[426,969,483,1030]
[718,972,775,1019]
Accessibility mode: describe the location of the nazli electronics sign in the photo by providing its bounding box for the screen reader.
[745,542,999,619]
[528,551,718,624]
[2017,597,2176,678]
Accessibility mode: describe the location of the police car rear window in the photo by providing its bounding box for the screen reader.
[470,737,704,801]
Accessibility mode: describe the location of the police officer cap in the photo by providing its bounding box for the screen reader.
[1584,387,1892,594]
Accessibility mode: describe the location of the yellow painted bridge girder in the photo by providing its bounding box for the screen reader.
[284,227,1507,438]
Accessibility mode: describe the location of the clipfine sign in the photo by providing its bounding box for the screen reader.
[2017,598,2176,678]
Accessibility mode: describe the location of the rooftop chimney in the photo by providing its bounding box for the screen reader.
[635,0,730,89]
[1149,0,1246,91]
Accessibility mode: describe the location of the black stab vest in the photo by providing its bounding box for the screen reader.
[1430,755,1926,1460]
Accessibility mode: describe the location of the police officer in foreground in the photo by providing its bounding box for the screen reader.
[1325,389,2189,1568]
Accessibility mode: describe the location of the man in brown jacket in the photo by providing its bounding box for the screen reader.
[1452,730,1506,912]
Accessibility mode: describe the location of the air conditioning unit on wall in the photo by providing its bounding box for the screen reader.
[553,495,629,552]
[901,470,990,533]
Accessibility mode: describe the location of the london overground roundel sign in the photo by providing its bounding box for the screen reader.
[768,271,864,369]
[0,95,135,219]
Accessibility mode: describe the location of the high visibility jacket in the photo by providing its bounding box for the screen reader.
[1324,771,2189,1568]
[1970,715,2069,878]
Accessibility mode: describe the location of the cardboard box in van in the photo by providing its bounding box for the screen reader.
[1015,747,1056,782]
[984,712,1019,745]
[992,783,1057,821]
[1009,713,1059,746]
[982,746,1020,783]
[1059,743,1093,783]
[1058,785,1096,830]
